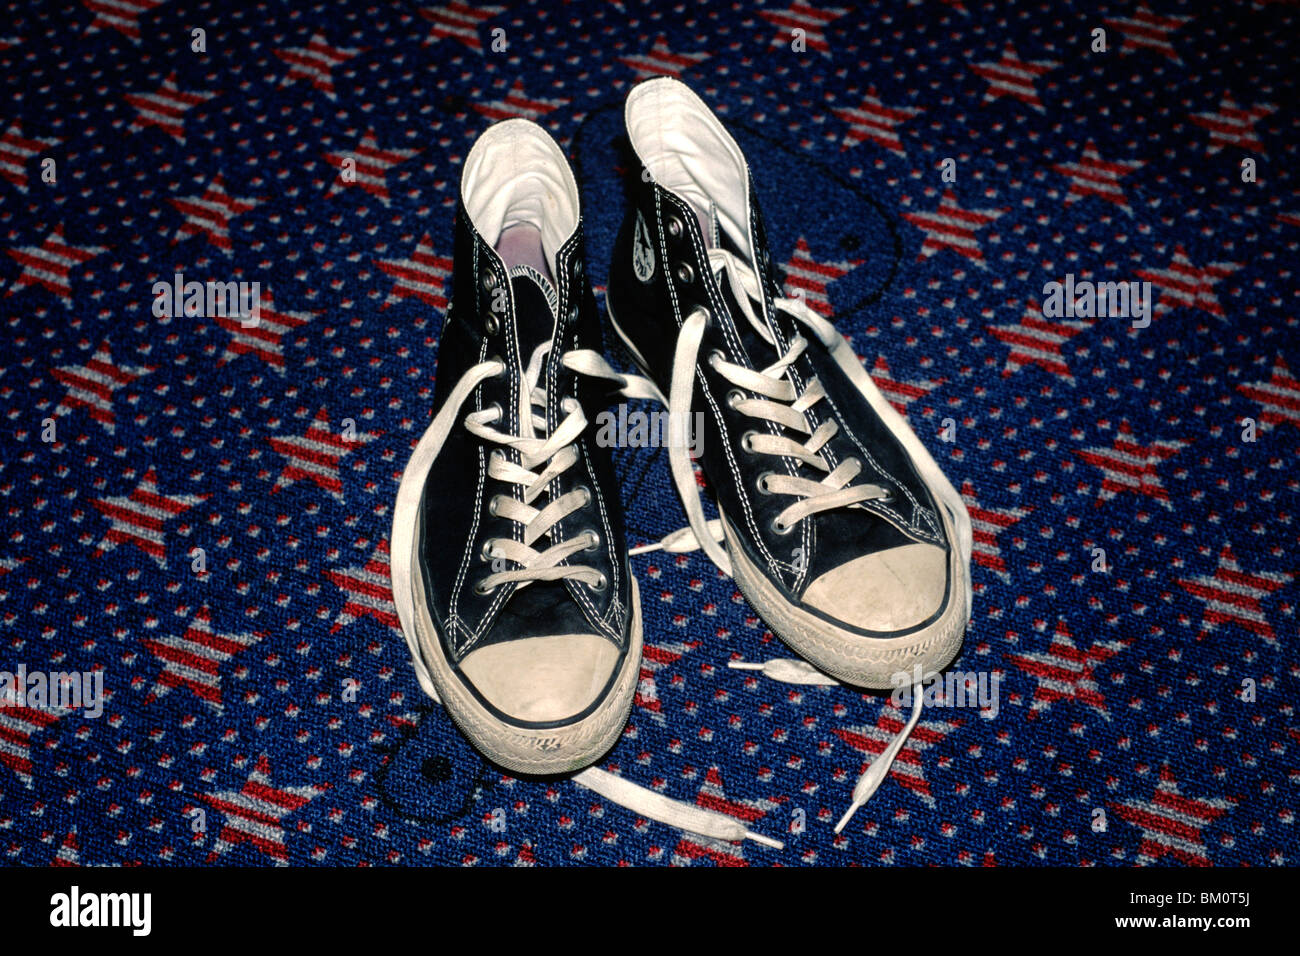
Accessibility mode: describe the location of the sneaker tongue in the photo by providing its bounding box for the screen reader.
[508,266,559,351]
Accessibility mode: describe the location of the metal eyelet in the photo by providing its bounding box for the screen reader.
[480,540,495,562]
[707,349,727,370]
[487,494,504,517]
[666,215,684,238]
[756,471,775,495]
[577,485,592,507]
[725,389,745,409]
[682,305,712,332]
[481,272,498,294]
[770,516,794,536]
[483,313,499,336]
[590,573,608,592]
[582,530,600,552]
[483,401,502,422]
[674,262,694,284]
[473,579,497,596]
[740,430,757,453]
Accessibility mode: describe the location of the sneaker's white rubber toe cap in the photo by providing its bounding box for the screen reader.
[802,542,949,633]
[459,634,622,724]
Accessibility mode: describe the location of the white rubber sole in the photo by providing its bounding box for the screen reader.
[607,295,970,689]
[390,409,642,776]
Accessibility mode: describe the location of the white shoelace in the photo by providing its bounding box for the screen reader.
[417,685,784,850]
[615,247,973,831]
[442,343,609,595]
[729,659,924,832]
[428,341,785,850]
[643,248,894,576]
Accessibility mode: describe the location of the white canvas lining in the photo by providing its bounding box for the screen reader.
[461,118,579,278]
[624,78,753,261]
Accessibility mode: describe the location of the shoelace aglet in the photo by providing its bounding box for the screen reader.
[628,520,724,557]
[745,830,785,850]
[833,759,892,834]
[834,801,863,835]
[576,767,784,849]
[728,657,840,685]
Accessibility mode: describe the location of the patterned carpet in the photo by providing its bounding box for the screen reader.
[0,0,1296,866]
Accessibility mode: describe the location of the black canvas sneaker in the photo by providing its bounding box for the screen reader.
[390,119,641,776]
[605,78,972,691]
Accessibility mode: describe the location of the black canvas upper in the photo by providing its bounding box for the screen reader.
[416,202,632,668]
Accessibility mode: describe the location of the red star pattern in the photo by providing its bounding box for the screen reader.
[1006,619,1128,720]
[1103,4,1193,63]
[971,42,1059,112]
[420,2,504,54]
[125,72,217,143]
[142,606,264,709]
[5,224,107,306]
[834,705,962,809]
[1074,420,1186,508]
[268,407,374,500]
[780,236,862,316]
[1110,766,1234,866]
[961,480,1031,583]
[0,122,60,193]
[472,78,569,122]
[0,707,61,789]
[274,31,363,99]
[51,339,153,433]
[168,174,262,254]
[1135,245,1242,320]
[51,828,80,866]
[201,755,330,864]
[215,288,315,372]
[634,638,696,725]
[90,468,208,567]
[1178,542,1292,648]
[759,1,848,57]
[81,0,164,43]
[832,88,923,156]
[1190,95,1277,155]
[1052,139,1145,215]
[671,767,785,866]
[902,190,1004,267]
[988,305,1089,382]
[324,130,419,205]
[326,540,401,635]
[869,354,943,416]
[618,34,711,79]
[375,233,454,309]
[1237,355,1300,431]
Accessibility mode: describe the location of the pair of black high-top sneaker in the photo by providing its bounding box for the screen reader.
[390,78,973,837]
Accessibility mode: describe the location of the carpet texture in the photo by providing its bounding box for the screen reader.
[0,0,1296,866]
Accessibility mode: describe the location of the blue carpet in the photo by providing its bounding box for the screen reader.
[0,0,1296,866]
